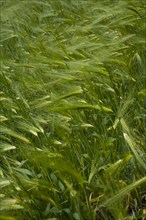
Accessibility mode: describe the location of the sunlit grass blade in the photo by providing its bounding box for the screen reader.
[104,154,133,177]
[123,133,146,169]
[0,180,11,189]
[102,176,146,207]
[0,126,30,144]
[0,143,16,153]
[49,104,113,112]
[0,198,23,211]
[0,116,8,123]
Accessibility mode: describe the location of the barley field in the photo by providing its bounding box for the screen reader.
[0,0,146,219]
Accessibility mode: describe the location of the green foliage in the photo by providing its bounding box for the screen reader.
[0,0,145,219]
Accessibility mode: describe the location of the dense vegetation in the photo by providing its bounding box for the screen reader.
[0,0,146,219]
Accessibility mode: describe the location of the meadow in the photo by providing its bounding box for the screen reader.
[0,0,146,219]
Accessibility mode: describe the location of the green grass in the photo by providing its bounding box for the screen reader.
[0,0,146,219]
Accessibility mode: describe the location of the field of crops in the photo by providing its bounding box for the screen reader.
[0,0,146,219]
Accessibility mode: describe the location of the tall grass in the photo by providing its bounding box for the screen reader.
[0,0,146,219]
